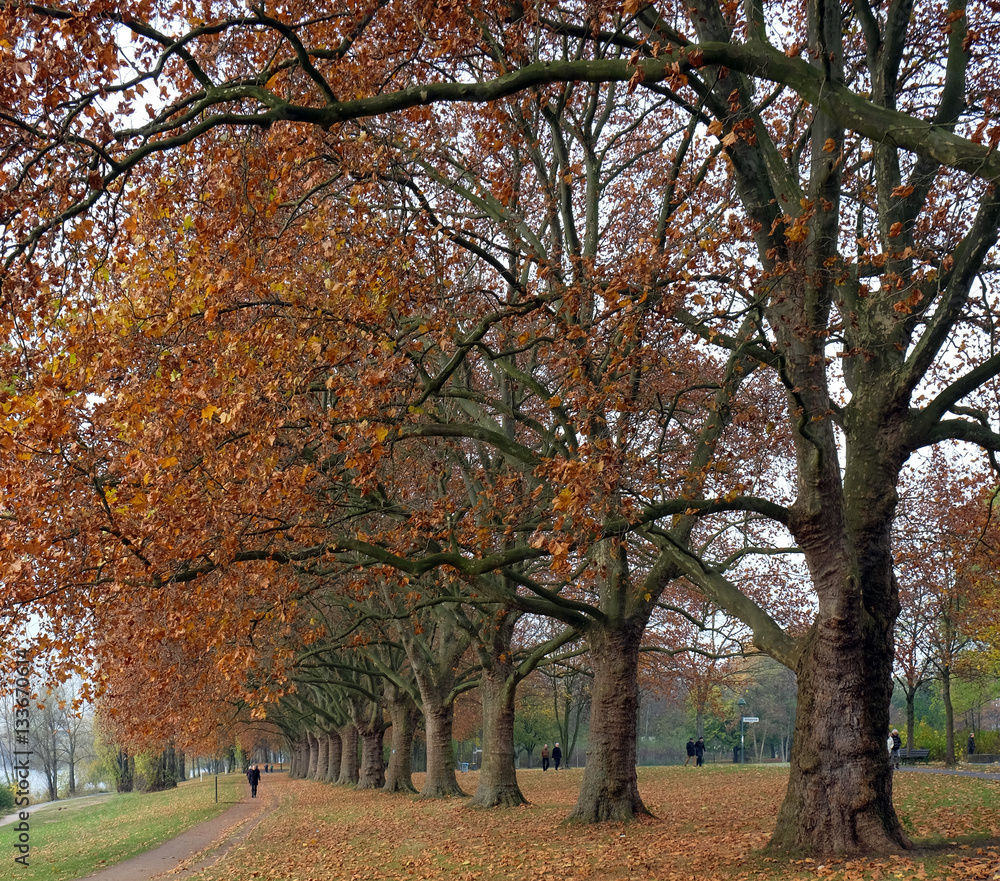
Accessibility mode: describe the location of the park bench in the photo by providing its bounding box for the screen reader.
[898,748,931,764]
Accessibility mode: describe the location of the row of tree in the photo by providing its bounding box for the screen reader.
[3,0,1000,857]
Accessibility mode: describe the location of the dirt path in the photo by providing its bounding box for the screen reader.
[73,775,283,881]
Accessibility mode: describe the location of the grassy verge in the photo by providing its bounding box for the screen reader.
[8,773,243,881]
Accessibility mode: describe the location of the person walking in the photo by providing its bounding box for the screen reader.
[541,743,550,771]
[684,738,696,766]
[694,737,705,767]
[552,742,562,770]
[247,763,261,798]
[888,729,901,770]
[968,733,976,757]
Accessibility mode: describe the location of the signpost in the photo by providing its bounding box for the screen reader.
[740,715,759,765]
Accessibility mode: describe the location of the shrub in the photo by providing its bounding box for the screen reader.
[913,720,947,760]
[0,783,15,813]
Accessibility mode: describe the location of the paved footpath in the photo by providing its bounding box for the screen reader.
[74,779,280,881]
[2,775,282,881]
[901,765,1000,782]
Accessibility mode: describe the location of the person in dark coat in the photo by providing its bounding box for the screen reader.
[968,733,976,756]
[694,738,705,767]
[247,763,261,798]
[684,738,696,766]
[552,742,562,770]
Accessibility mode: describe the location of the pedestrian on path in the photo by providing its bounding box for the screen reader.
[684,738,695,766]
[888,730,901,770]
[552,742,562,770]
[695,738,705,767]
[247,764,261,798]
[541,744,550,771]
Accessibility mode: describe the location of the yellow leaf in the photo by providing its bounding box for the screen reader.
[785,223,809,243]
[201,404,219,420]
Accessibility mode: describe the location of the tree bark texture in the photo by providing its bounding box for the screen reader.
[770,471,909,854]
[336,723,359,785]
[315,730,330,781]
[384,689,419,794]
[306,731,320,779]
[470,661,526,808]
[289,738,307,779]
[567,622,648,823]
[324,731,342,784]
[421,703,464,798]
[357,723,387,790]
[905,689,916,751]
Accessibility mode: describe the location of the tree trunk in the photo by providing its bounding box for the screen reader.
[67,746,76,796]
[567,622,648,823]
[470,657,526,808]
[357,724,387,790]
[384,688,419,794]
[942,664,955,767]
[421,702,464,798]
[324,731,342,784]
[114,748,134,793]
[306,731,320,779]
[336,723,359,785]
[768,575,908,854]
[291,736,308,778]
[905,686,916,751]
[315,730,330,781]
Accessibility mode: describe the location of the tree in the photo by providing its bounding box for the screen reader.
[5,1,1000,857]
[895,457,993,763]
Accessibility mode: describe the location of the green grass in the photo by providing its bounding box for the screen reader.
[894,771,1000,843]
[8,773,244,881]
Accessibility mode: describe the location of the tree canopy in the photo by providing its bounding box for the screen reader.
[3,0,1000,857]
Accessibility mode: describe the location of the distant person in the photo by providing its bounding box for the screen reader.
[888,729,901,770]
[247,763,261,798]
[968,733,976,756]
[695,737,705,767]
[541,743,550,771]
[684,738,696,766]
[552,742,562,770]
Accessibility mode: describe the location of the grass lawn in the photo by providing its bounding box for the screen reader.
[8,772,244,881]
[9,766,1000,880]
